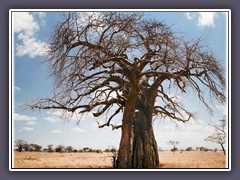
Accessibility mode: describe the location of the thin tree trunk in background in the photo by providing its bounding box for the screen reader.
[220,143,226,155]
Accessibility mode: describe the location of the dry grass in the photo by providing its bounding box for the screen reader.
[159,151,226,168]
[13,151,226,169]
[14,152,114,168]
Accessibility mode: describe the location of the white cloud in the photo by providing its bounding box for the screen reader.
[48,110,64,117]
[34,12,46,19]
[45,116,61,123]
[13,12,39,34]
[26,121,37,125]
[45,109,91,123]
[169,94,183,103]
[14,113,37,121]
[13,12,49,58]
[91,120,106,130]
[197,12,217,27]
[185,12,217,28]
[14,86,21,91]
[16,35,48,58]
[71,127,87,133]
[51,130,63,133]
[22,127,34,131]
[185,12,193,20]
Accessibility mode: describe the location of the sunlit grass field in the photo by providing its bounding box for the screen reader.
[13,151,226,169]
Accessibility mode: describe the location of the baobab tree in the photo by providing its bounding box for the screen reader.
[29,12,225,168]
[15,139,27,152]
[205,116,226,155]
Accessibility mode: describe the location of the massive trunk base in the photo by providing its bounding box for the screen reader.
[117,109,159,168]
[132,109,159,168]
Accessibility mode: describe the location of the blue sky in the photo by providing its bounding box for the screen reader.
[11,10,229,151]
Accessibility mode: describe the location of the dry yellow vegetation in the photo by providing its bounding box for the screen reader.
[13,151,226,169]
[159,151,226,168]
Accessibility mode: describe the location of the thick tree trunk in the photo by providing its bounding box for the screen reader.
[117,122,133,168]
[117,75,160,168]
[116,80,138,168]
[117,99,160,168]
[132,108,159,168]
[117,108,159,168]
[131,85,160,168]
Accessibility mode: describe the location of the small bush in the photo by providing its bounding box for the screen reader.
[185,147,193,151]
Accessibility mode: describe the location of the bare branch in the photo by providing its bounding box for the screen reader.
[28,11,226,128]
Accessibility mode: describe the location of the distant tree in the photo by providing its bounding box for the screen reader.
[55,145,65,153]
[96,149,102,153]
[110,147,117,153]
[82,147,93,152]
[195,147,200,151]
[91,149,102,153]
[23,143,30,151]
[15,139,27,152]
[205,116,226,155]
[200,147,208,152]
[30,144,42,152]
[171,147,178,153]
[73,149,78,153]
[65,146,74,152]
[185,147,193,151]
[168,140,179,154]
[47,144,54,153]
[79,149,84,153]
[104,149,110,152]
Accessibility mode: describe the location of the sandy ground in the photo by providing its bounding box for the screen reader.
[13,151,226,169]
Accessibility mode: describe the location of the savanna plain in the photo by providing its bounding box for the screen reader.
[13,151,226,169]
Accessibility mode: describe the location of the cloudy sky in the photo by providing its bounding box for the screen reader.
[11,10,229,151]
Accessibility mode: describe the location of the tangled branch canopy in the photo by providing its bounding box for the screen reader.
[29,12,226,127]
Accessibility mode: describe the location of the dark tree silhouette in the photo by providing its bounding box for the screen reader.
[205,116,226,155]
[83,147,92,152]
[168,140,180,154]
[65,146,74,152]
[185,147,193,151]
[15,139,27,152]
[55,145,65,153]
[30,143,42,152]
[29,12,225,168]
